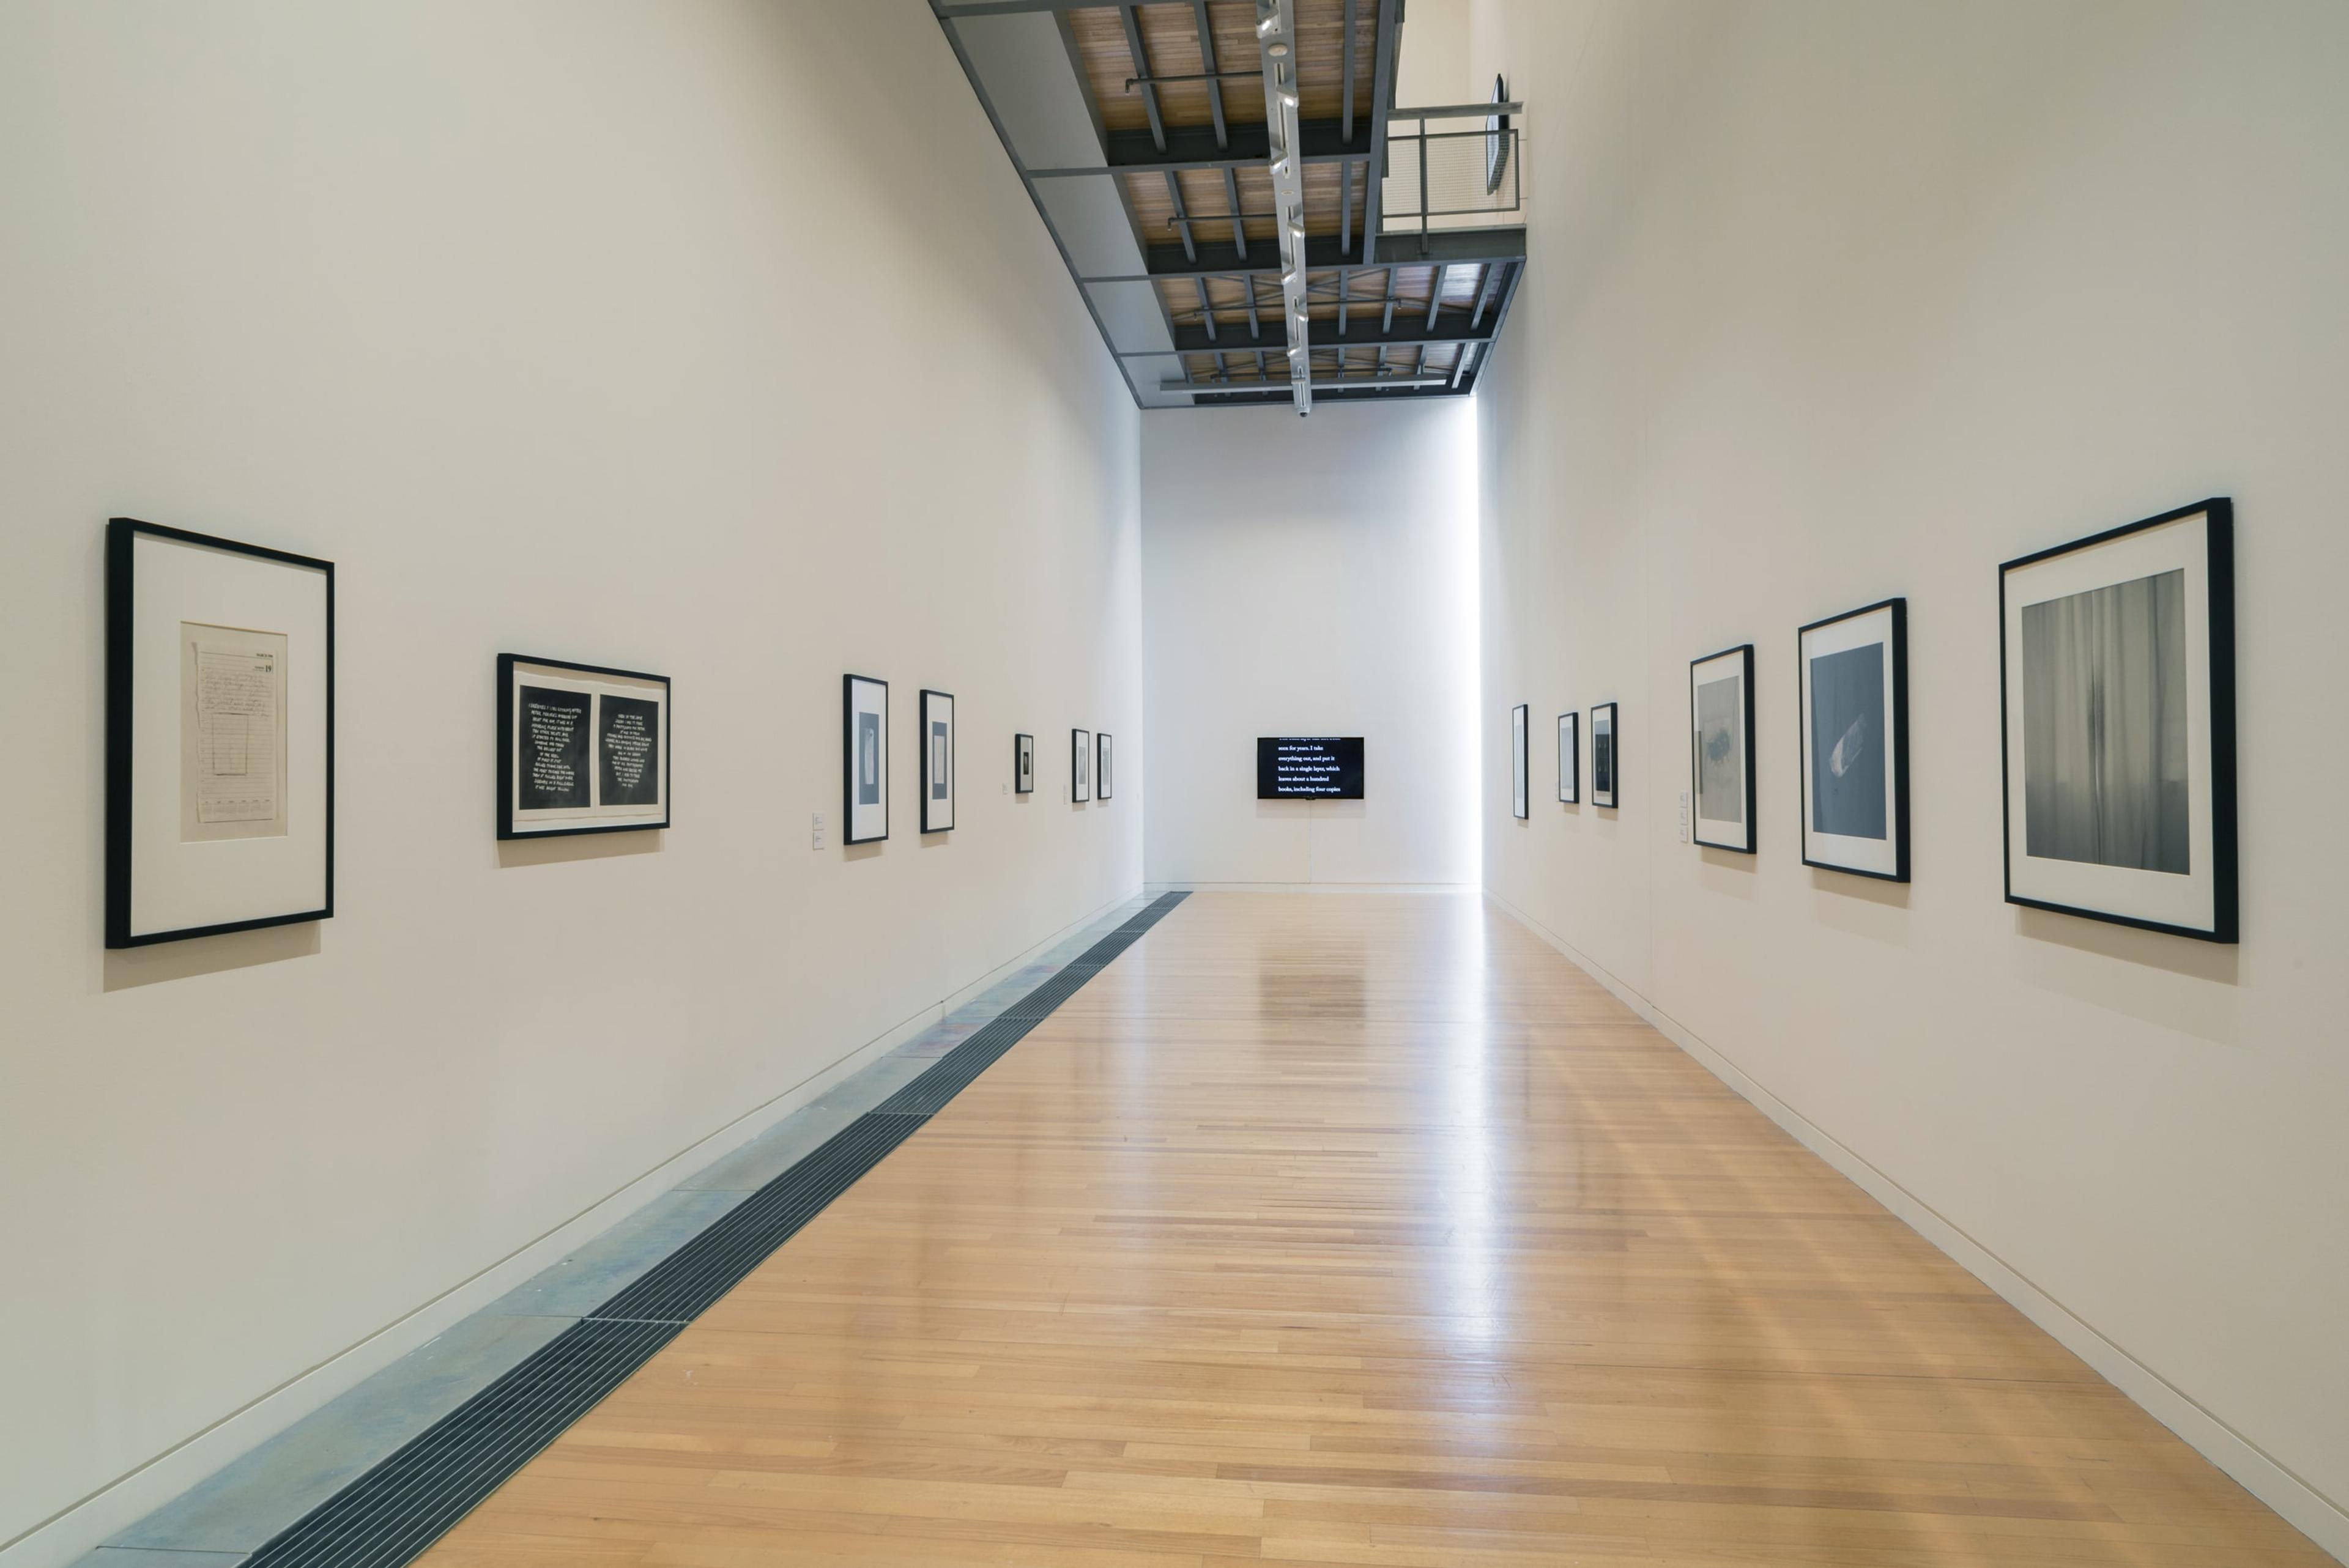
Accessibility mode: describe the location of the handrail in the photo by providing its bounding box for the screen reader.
[1390,100,1523,119]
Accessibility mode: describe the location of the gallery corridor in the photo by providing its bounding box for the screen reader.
[399,893,2320,1568]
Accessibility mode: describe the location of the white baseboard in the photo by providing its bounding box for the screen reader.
[1147,880,1473,895]
[1484,887,2347,1567]
[2,885,1145,1568]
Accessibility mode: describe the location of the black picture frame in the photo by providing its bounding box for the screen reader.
[1998,498,2236,942]
[106,517,335,949]
[496,654,671,841]
[1797,598,1909,882]
[843,673,889,845]
[1097,732,1114,801]
[1689,644,1757,854]
[1071,728,1092,802]
[1014,732,1036,794]
[1510,703,1529,819]
[1590,702,1620,808]
[919,688,956,834]
[1557,712,1579,804]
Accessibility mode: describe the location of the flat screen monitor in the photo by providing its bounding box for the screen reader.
[1257,736,1364,799]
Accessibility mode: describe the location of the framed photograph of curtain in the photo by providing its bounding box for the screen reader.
[1690,645,1756,852]
[1590,703,1619,808]
[1798,599,1908,880]
[1510,703,1529,819]
[106,517,333,948]
[1014,732,1036,794]
[499,656,670,840]
[843,674,888,844]
[1097,732,1114,801]
[2000,498,2235,941]
[1557,712,1579,804]
[1071,728,1092,802]
[919,688,955,833]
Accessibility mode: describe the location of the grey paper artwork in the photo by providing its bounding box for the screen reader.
[598,694,661,808]
[859,712,881,806]
[2022,569,2189,873]
[931,722,949,801]
[1810,644,1885,840]
[519,685,593,812]
[1696,676,1743,823]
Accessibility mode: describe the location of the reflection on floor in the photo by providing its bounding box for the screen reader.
[414,892,2326,1567]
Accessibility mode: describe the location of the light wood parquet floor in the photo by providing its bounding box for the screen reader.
[418,892,2328,1567]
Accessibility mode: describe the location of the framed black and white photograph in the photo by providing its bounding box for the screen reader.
[1799,599,1908,881]
[1510,703,1529,819]
[106,517,333,947]
[843,674,888,845]
[1557,712,1579,804]
[1590,702,1619,808]
[1071,727,1092,802]
[1014,732,1036,794]
[919,688,955,833]
[1097,732,1114,801]
[1690,645,1757,853]
[499,656,670,840]
[2000,498,2235,941]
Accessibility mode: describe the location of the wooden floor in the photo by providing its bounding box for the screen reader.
[423,893,2326,1567]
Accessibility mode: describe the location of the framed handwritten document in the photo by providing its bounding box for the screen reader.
[499,655,670,839]
[107,517,335,947]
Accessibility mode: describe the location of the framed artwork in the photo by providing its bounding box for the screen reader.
[1510,703,1529,819]
[1014,732,1036,794]
[1799,599,1909,881]
[1690,645,1757,853]
[499,656,670,840]
[1590,702,1619,808]
[1071,727,1092,802]
[1097,732,1114,801]
[1557,712,1579,804]
[2000,498,2236,941]
[106,517,333,947]
[843,674,888,844]
[920,688,956,833]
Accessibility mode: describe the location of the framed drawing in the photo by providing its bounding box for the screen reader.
[1071,727,1092,802]
[1690,645,1757,853]
[106,517,333,947]
[499,656,669,840]
[1799,599,1909,880]
[1014,732,1036,794]
[1557,712,1579,804]
[1510,703,1529,819]
[1590,702,1620,808]
[919,688,955,833]
[2000,498,2236,941]
[843,674,888,844]
[1097,732,1114,801]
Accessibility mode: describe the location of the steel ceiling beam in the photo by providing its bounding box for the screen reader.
[1094,226,1523,282]
[1027,119,1373,177]
[1126,316,1501,356]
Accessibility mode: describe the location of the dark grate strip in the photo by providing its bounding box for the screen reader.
[238,891,1187,1568]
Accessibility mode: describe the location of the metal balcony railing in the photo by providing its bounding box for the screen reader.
[1380,99,1526,248]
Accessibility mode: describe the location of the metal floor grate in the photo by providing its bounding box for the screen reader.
[237,890,1186,1568]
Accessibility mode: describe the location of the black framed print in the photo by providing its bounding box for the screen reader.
[106,517,334,947]
[1799,599,1909,881]
[1071,728,1092,801]
[1014,732,1036,794]
[2000,498,2236,941]
[1097,732,1114,801]
[1510,703,1529,819]
[919,689,956,832]
[1690,645,1756,852]
[844,674,888,844]
[1590,703,1619,808]
[1557,712,1579,804]
[498,656,669,840]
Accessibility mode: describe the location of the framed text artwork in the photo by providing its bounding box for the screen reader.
[1071,728,1092,802]
[2000,499,2236,941]
[1097,732,1114,801]
[1799,599,1909,881]
[1689,645,1757,853]
[1014,732,1036,794]
[844,674,889,844]
[1510,703,1529,819]
[106,517,334,947]
[1557,712,1579,804]
[498,656,670,840]
[1590,703,1619,808]
[920,688,956,833]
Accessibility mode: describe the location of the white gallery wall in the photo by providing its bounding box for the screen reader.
[1141,402,1479,887]
[0,4,1141,1562]
[1470,0,2348,1555]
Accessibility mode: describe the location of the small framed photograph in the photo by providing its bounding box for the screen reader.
[920,688,956,833]
[844,674,888,844]
[1071,728,1093,801]
[1590,702,1620,808]
[106,517,333,947]
[1510,703,1529,819]
[1690,645,1756,852]
[499,656,670,840]
[1097,732,1114,801]
[1557,712,1579,804]
[1014,732,1036,794]
[2000,499,2235,941]
[1799,599,1908,881]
